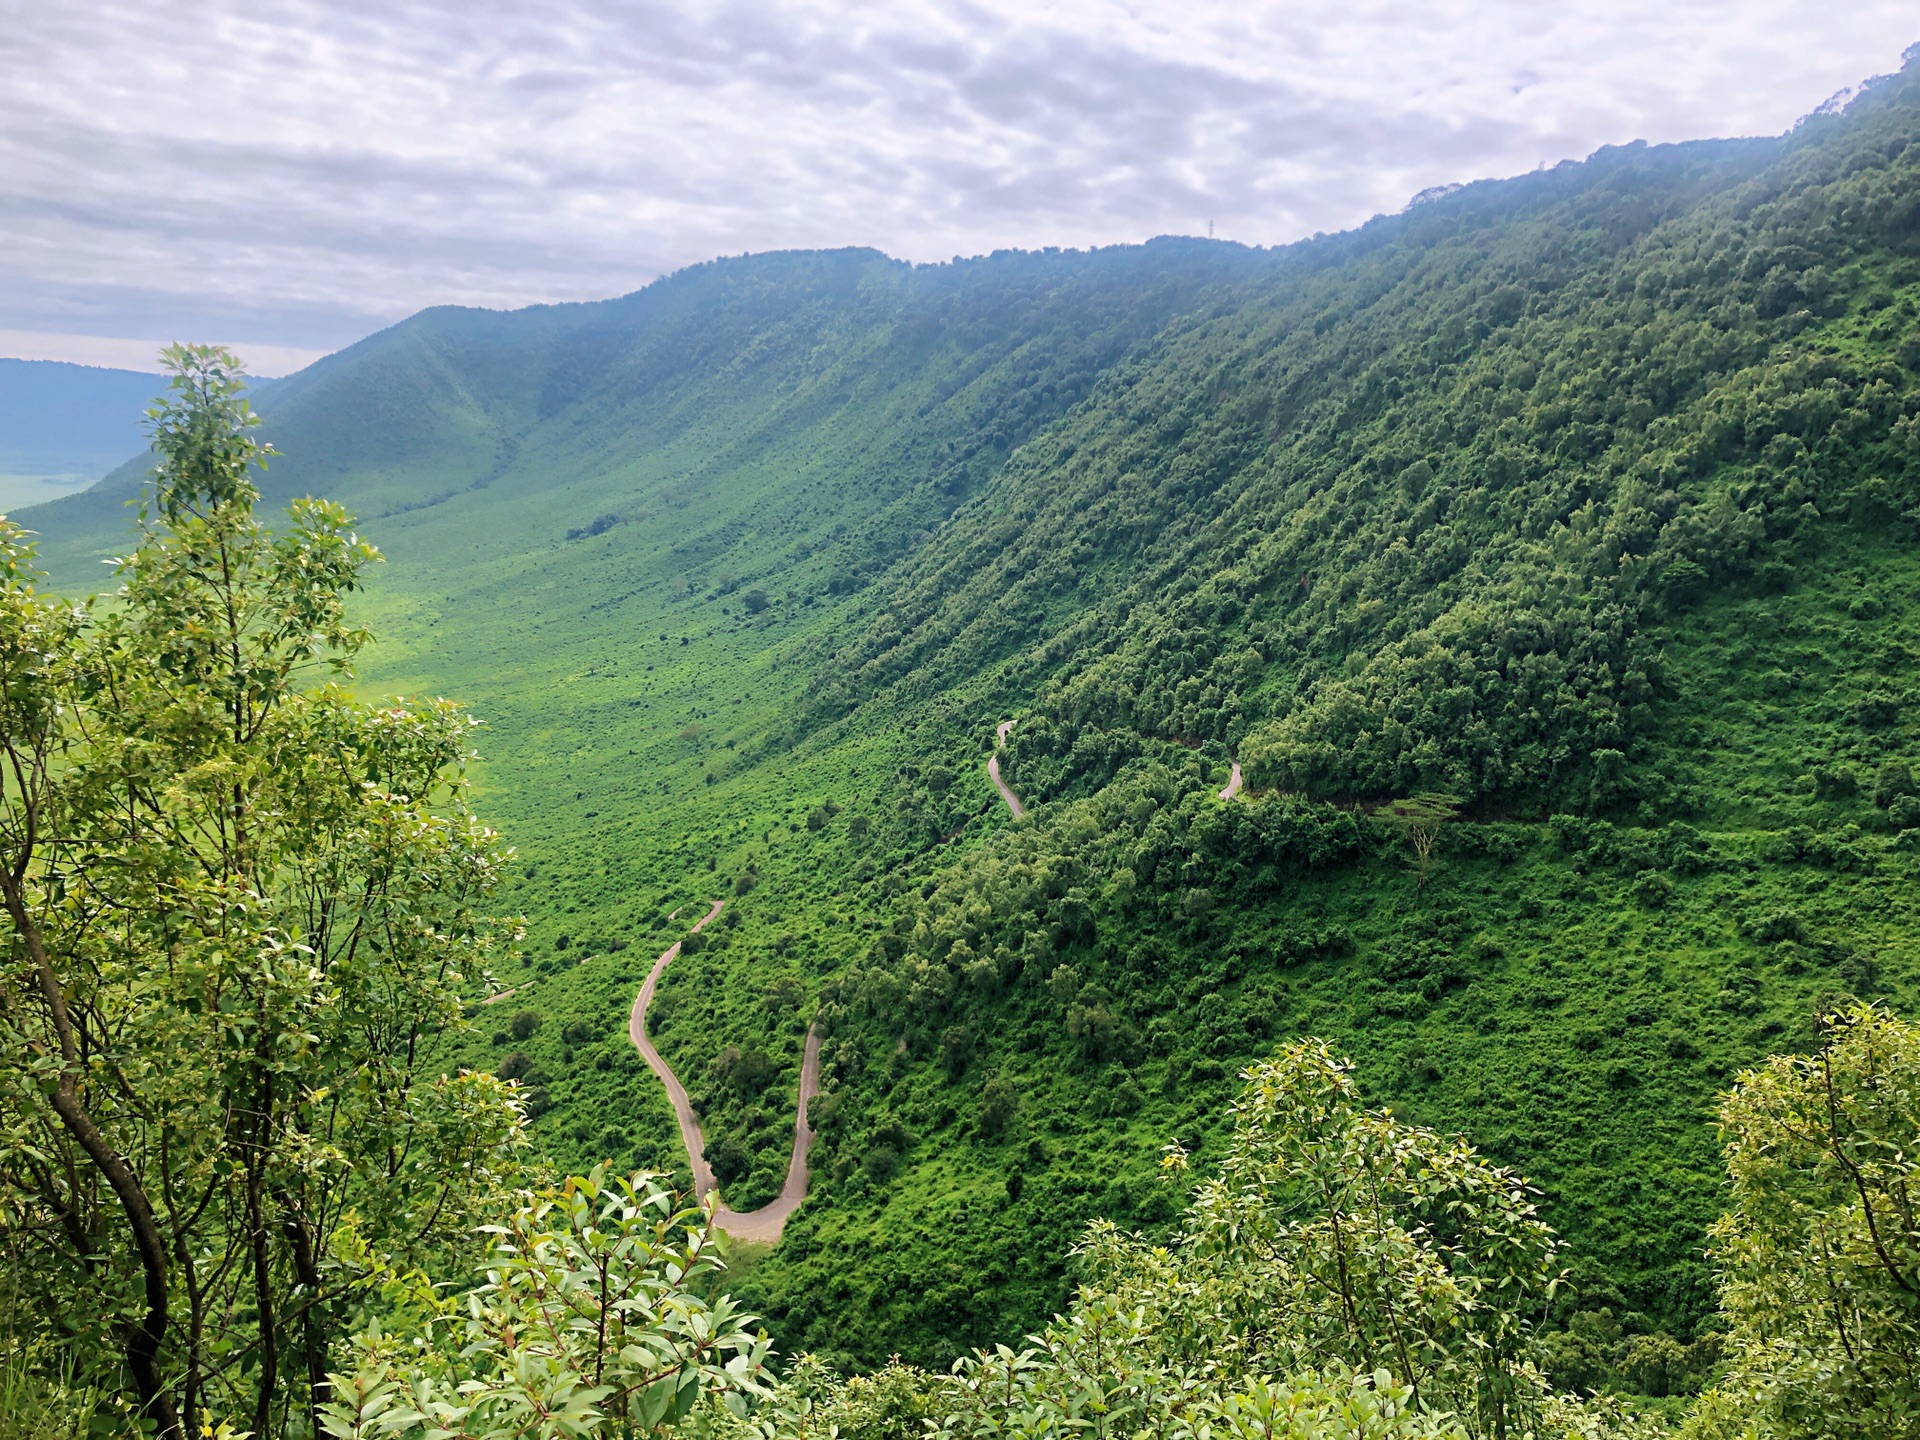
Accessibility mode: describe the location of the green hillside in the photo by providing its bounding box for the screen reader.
[18,54,1920,1396]
[723,70,1920,1370]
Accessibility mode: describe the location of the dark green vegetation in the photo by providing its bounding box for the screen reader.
[20,50,1920,1399]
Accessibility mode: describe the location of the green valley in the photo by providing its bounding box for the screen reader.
[14,52,1920,1427]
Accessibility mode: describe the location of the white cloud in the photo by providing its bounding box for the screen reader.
[0,0,1913,364]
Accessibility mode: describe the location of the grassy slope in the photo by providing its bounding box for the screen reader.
[22,239,1274,1188]
[18,62,1920,1382]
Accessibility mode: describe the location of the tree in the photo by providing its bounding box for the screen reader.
[705,1134,754,1187]
[762,976,805,1020]
[0,346,524,1437]
[320,1169,772,1440]
[976,1075,1019,1138]
[940,1024,974,1080]
[1695,1002,1920,1438]
[1094,1039,1563,1439]
[1384,793,1460,893]
[1875,761,1915,811]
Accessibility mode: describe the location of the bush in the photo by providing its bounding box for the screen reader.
[705,1134,753,1186]
[1632,870,1675,909]
[1875,761,1916,809]
[976,1075,1019,1138]
[0,1347,144,1440]
[711,1044,775,1096]
[321,1170,769,1438]
[1812,765,1859,801]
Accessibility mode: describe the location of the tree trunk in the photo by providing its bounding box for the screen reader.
[4,883,182,1437]
[248,1069,279,1440]
[278,1187,330,1436]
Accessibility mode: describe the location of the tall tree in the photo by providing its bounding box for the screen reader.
[1078,1039,1562,1440]
[0,345,525,1436]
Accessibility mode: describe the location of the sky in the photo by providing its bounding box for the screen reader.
[2,2,1915,376]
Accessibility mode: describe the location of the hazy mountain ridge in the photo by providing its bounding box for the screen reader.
[0,358,175,510]
[24,242,1273,574]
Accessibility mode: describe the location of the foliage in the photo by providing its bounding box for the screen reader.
[1077,1039,1561,1437]
[319,1167,772,1440]
[0,347,525,1437]
[935,1353,1461,1440]
[0,1342,147,1440]
[731,1045,1609,1440]
[1697,1001,1920,1437]
[737,1311,1466,1440]
[1536,1311,1719,1401]
[731,1355,947,1440]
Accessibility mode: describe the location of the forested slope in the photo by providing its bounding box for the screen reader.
[724,62,1920,1370]
[15,52,1920,1397]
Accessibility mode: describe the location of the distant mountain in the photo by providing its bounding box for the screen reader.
[0,358,168,509]
[22,242,1274,585]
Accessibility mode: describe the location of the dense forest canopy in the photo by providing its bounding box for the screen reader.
[6,46,1920,1440]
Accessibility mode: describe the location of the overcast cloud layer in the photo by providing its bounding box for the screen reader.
[2,1,1915,373]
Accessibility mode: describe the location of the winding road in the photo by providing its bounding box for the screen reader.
[989,719,1026,817]
[628,899,823,1243]
[1219,760,1243,801]
[622,721,1227,1242]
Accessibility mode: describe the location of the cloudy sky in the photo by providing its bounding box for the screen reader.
[2,2,1914,375]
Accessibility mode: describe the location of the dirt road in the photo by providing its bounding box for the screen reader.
[988,719,1025,817]
[628,899,823,1243]
[1219,760,1243,800]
